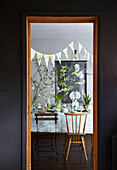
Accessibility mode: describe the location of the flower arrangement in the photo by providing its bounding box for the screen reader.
[69,91,81,111]
[50,87,69,109]
[69,91,80,100]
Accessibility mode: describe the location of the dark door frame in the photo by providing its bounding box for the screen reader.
[22,16,98,170]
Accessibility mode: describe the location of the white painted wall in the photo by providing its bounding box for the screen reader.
[31,38,93,55]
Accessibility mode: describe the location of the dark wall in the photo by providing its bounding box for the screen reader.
[1,0,117,170]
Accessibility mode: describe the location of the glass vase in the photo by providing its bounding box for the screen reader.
[74,99,79,111]
[56,100,61,110]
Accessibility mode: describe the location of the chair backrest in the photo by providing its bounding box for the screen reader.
[64,112,88,142]
[35,112,58,124]
[35,112,58,131]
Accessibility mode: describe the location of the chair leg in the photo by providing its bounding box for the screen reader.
[81,136,88,161]
[63,137,68,154]
[66,137,71,161]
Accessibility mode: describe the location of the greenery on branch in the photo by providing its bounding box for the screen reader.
[31,57,55,108]
[31,57,86,108]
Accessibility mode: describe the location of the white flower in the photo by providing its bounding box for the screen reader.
[32,87,35,90]
[50,92,52,95]
[69,91,81,100]
[53,91,55,94]
[38,93,40,97]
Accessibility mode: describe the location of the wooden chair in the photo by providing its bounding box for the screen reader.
[34,112,58,159]
[63,112,88,161]
[35,112,58,131]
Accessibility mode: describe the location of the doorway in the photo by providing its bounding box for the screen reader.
[26,16,98,170]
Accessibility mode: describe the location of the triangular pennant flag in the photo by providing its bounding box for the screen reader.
[44,54,49,67]
[56,52,61,64]
[50,54,55,67]
[31,48,36,61]
[48,55,53,67]
[87,52,90,60]
[37,52,42,65]
[79,43,83,53]
[69,41,74,52]
[84,49,87,58]
[63,47,68,58]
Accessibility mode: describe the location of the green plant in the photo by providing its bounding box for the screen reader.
[31,57,55,108]
[51,104,54,108]
[82,93,91,105]
[55,62,86,103]
[49,64,72,104]
[31,58,87,108]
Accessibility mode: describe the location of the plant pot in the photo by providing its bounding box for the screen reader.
[83,104,89,110]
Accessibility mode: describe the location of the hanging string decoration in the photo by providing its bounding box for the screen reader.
[63,47,68,59]
[50,54,55,66]
[44,54,49,67]
[84,49,87,59]
[31,48,36,61]
[37,52,42,65]
[69,41,74,52]
[31,41,93,67]
[56,52,61,64]
[79,43,83,53]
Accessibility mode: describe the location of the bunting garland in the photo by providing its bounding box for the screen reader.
[69,42,74,52]
[31,48,36,61]
[50,54,55,66]
[84,49,87,58]
[44,54,49,67]
[63,47,68,58]
[79,43,83,53]
[37,52,42,65]
[31,41,93,67]
[56,52,61,64]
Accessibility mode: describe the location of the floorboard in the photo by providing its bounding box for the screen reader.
[31,133,93,170]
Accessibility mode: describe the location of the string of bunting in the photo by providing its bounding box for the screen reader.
[31,41,93,67]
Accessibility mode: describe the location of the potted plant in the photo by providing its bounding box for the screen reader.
[82,93,91,110]
[49,64,73,110]
[50,88,67,110]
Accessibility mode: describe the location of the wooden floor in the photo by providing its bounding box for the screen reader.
[31,133,93,170]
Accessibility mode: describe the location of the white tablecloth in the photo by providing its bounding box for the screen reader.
[31,112,93,134]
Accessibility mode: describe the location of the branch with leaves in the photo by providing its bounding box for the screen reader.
[31,57,55,107]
